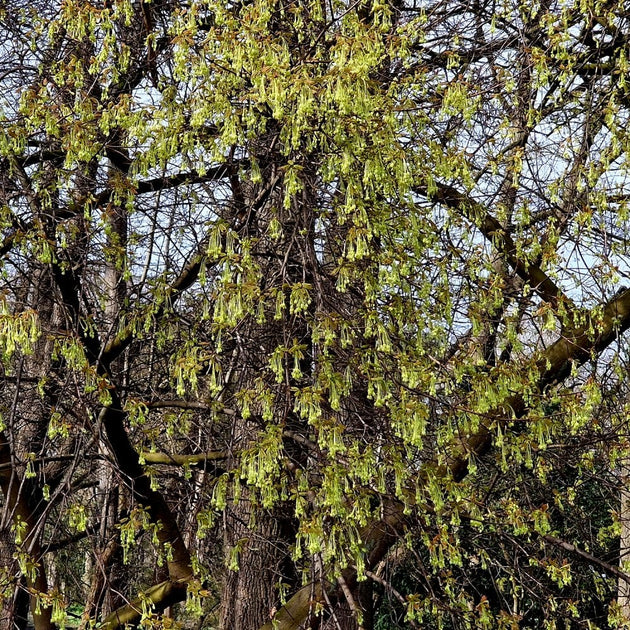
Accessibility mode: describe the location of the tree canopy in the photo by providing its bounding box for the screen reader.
[2,0,630,628]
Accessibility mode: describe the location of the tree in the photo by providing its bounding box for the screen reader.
[2,0,630,628]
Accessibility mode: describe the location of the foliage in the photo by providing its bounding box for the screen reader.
[1,0,630,629]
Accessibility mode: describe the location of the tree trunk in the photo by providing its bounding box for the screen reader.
[220,500,284,629]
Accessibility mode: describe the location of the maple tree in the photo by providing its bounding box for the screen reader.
[2,0,630,629]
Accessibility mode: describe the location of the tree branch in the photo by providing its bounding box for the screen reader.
[445,286,630,481]
[364,570,420,630]
[98,579,189,630]
[542,534,630,585]
[415,182,573,313]
[100,243,207,364]
[141,450,228,466]
[258,581,324,630]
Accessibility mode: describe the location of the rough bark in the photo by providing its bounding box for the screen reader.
[217,140,307,629]
[220,501,285,630]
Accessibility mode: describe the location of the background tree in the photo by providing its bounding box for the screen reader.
[2,0,630,629]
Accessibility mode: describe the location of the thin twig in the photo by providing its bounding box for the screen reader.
[337,574,364,630]
[365,570,420,630]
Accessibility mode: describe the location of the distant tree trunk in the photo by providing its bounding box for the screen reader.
[619,462,630,621]
[0,266,64,630]
[0,431,55,630]
[79,145,131,625]
[79,479,127,628]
